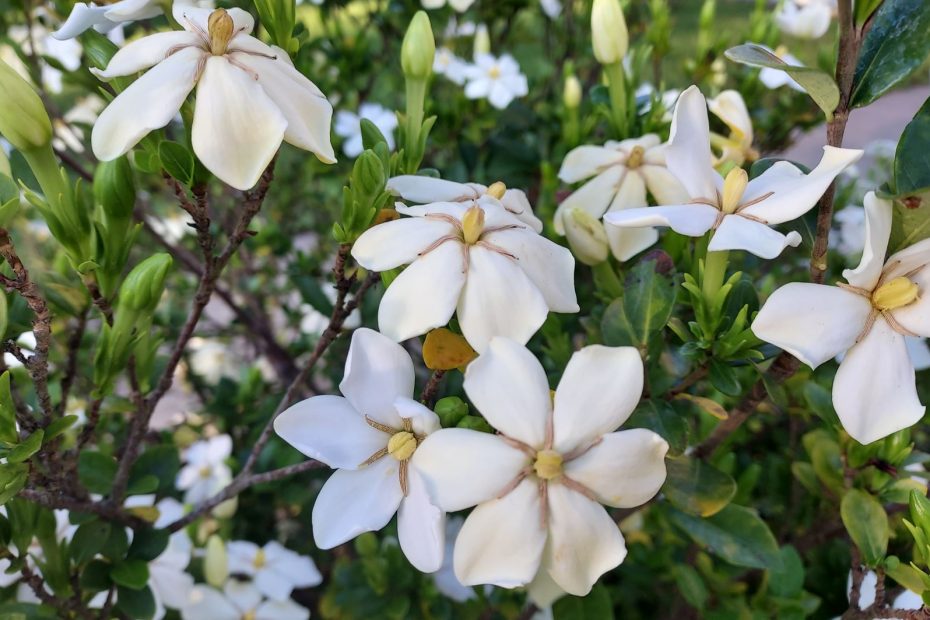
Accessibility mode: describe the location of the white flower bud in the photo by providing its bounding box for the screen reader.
[473,24,491,57]
[563,75,582,109]
[563,208,609,265]
[591,0,629,66]
[204,535,228,587]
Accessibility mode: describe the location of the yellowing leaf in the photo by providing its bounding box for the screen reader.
[422,329,477,371]
[674,393,729,420]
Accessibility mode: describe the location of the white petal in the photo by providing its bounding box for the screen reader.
[882,238,930,282]
[639,165,690,205]
[454,479,546,588]
[181,585,240,620]
[191,57,286,190]
[53,4,111,40]
[339,327,413,428]
[235,53,335,163]
[666,85,718,201]
[752,283,872,368]
[226,541,260,576]
[834,317,925,444]
[255,600,309,620]
[553,167,624,235]
[377,241,466,343]
[457,247,549,353]
[740,146,863,224]
[395,397,441,436]
[544,484,626,596]
[463,337,552,447]
[273,395,386,470]
[263,541,322,589]
[526,565,566,609]
[398,468,445,572]
[104,0,162,20]
[552,346,643,452]
[708,214,801,259]
[311,457,404,549]
[557,145,624,183]
[91,47,201,160]
[605,224,659,262]
[707,90,753,141]
[351,216,455,271]
[254,569,294,602]
[564,429,668,507]
[93,32,202,78]
[223,581,262,615]
[609,166,647,210]
[890,265,930,337]
[396,201,469,219]
[484,229,578,313]
[603,204,720,238]
[843,192,892,290]
[387,176,478,203]
[174,6,254,34]
[501,189,544,233]
[413,429,529,511]
[149,564,194,611]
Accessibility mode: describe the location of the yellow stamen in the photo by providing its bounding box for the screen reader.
[243,612,256,620]
[461,206,485,245]
[534,450,563,481]
[872,277,919,311]
[721,167,748,214]
[198,466,212,479]
[207,9,235,56]
[253,548,266,570]
[488,65,501,79]
[486,181,507,200]
[387,431,417,461]
[626,145,645,169]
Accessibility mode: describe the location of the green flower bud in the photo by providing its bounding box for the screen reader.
[0,59,52,152]
[0,149,9,178]
[401,11,435,81]
[94,157,137,220]
[119,254,173,313]
[563,74,582,109]
[204,535,229,587]
[434,396,468,427]
[591,0,629,65]
[911,490,930,533]
[353,150,386,199]
[473,24,490,57]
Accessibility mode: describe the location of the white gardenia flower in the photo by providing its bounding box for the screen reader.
[53,0,163,39]
[273,328,446,572]
[351,182,577,352]
[8,24,82,93]
[604,85,862,259]
[776,0,834,39]
[707,90,758,167]
[182,581,309,620]
[434,47,469,85]
[91,6,335,190]
[463,53,528,110]
[752,193,930,444]
[556,135,689,262]
[422,0,476,11]
[176,434,234,504]
[226,541,322,601]
[333,103,398,158]
[413,339,669,595]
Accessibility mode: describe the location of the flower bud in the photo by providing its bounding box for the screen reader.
[563,75,582,109]
[211,496,238,519]
[401,11,436,81]
[94,157,136,220]
[0,149,10,178]
[591,0,629,65]
[204,535,229,587]
[119,253,172,313]
[434,396,468,427]
[563,207,608,265]
[0,59,52,152]
[473,24,491,57]
[353,150,386,198]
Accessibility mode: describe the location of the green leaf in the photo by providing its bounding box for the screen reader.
[669,504,783,570]
[724,44,840,119]
[0,464,27,505]
[664,456,737,517]
[769,546,805,597]
[127,528,169,562]
[158,141,195,186]
[627,400,689,455]
[674,565,709,610]
[70,520,111,564]
[129,446,180,495]
[601,256,676,348]
[115,584,156,619]
[80,559,112,593]
[78,452,117,495]
[7,430,43,463]
[708,359,741,396]
[0,372,18,444]
[855,0,884,24]
[110,559,149,589]
[44,415,79,442]
[841,489,889,567]
[894,99,930,197]
[851,0,930,107]
[552,583,614,619]
[102,525,129,561]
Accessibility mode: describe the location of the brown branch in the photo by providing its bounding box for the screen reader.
[420,370,447,408]
[58,309,89,415]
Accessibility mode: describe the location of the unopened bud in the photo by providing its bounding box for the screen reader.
[353,150,385,198]
[473,24,491,57]
[119,253,172,313]
[211,496,238,519]
[563,75,582,109]
[563,207,608,265]
[0,59,52,152]
[434,396,468,427]
[94,157,136,220]
[591,0,628,65]
[204,535,228,587]
[401,11,436,81]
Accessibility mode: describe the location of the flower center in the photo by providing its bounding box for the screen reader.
[486,181,507,200]
[208,9,235,56]
[252,548,266,570]
[720,167,748,214]
[626,146,645,169]
[533,450,563,480]
[488,65,501,79]
[872,276,920,311]
[461,205,486,245]
[198,465,212,479]
[243,612,257,620]
[387,431,417,461]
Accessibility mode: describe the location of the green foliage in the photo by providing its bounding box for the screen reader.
[670,504,783,570]
[840,489,889,567]
[664,456,737,517]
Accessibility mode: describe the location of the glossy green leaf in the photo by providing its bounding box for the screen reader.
[158,141,195,186]
[841,489,889,567]
[894,99,930,197]
[724,44,840,119]
[77,451,118,496]
[127,528,169,563]
[115,584,156,619]
[601,256,676,348]
[627,400,689,455]
[769,546,805,597]
[664,456,737,517]
[110,559,149,590]
[670,504,783,570]
[851,0,930,107]
[7,430,43,464]
[70,520,111,564]
[0,372,18,444]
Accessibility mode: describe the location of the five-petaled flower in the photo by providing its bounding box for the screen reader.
[352,181,577,352]
[226,541,322,602]
[413,338,668,595]
[753,193,930,444]
[91,6,335,190]
[463,53,528,110]
[273,328,445,572]
[604,85,862,259]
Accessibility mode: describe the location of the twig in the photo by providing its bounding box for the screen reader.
[58,309,89,415]
[420,370,447,408]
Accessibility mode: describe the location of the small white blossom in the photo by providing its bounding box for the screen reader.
[176,435,233,505]
[333,103,397,158]
[776,0,834,39]
[182,581,309,620]
[463,54,528,110]
[226,540,322,601]
[434,47,469,85]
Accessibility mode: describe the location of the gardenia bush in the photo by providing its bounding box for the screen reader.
[0,0,928,618]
